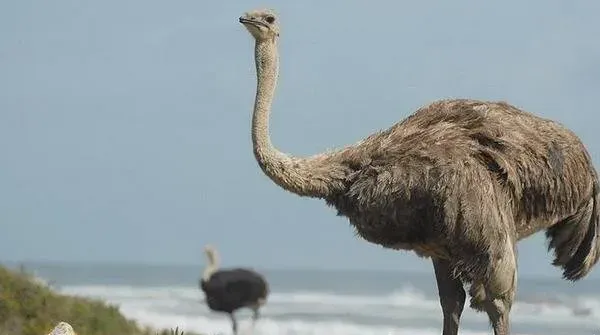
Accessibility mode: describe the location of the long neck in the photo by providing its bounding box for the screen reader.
[202,252,219,281]
[251,40,348,198]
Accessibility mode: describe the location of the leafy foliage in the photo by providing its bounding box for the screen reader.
[0,265,198,335]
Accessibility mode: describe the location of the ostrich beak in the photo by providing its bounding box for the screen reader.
[239,16,268,29]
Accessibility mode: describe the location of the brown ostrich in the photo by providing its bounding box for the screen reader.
[238,8,600,335]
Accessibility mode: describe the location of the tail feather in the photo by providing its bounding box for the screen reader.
[546,176,600,281]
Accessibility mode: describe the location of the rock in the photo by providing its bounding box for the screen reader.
[47,322,77,335]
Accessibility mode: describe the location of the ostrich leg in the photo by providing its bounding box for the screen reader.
[482,238,518,335]
[243,305,260,335]
[433,258,466,335]
[229,313,238,335]
[251,305,260,325]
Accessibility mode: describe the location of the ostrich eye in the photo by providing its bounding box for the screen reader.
[265,15,275,24]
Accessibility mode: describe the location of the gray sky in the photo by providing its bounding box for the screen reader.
[1,0,600,278]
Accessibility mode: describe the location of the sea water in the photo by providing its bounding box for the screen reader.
[17,262,600,335]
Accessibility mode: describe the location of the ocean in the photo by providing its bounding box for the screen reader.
[15,262,600,335]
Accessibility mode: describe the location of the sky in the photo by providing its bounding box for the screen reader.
[1,0,600,278]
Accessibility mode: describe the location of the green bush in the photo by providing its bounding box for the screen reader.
[0,265,198,335]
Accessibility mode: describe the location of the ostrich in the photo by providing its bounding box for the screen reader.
[238,8,600,335]
[199,244,269,335]
[47,322,76,335]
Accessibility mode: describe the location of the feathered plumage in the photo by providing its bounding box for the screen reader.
[238,8,600,335]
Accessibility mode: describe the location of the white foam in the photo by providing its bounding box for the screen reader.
[268,286,433,308]
[61,285,199,302]
[59,284,600,334]
[61,285,436,310]
[116,307,523,335]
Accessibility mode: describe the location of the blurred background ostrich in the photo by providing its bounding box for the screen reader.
[199,244,269,335]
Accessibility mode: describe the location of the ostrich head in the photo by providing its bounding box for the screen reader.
[48,322,77,335]
[202,244,220,281]
[239,9,280,41]
[203,244,219,267]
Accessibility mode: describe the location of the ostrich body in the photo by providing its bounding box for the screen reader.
[199,245,269,335]
[238,9,600,335]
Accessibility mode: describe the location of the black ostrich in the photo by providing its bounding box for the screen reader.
[199,245,269,335]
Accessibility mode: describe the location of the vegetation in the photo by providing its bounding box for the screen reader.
[0,265,197,335]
